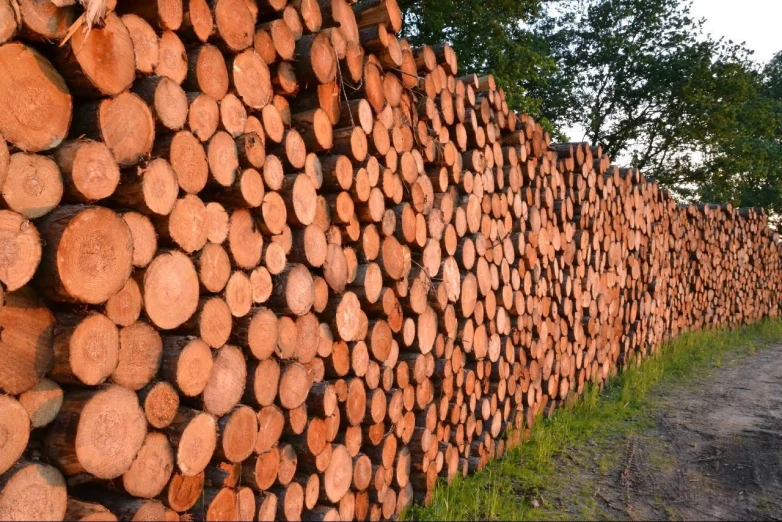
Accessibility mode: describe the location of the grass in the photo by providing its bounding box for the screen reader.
[404,318,782,521]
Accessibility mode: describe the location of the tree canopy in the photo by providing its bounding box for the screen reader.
[400,0,782,221]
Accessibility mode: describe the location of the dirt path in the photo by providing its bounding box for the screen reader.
[554,344,782,521]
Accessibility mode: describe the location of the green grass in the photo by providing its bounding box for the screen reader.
[404,318,782,521]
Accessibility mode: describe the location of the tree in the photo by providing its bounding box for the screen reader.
[535,0,752,180]
[398,0,782,220]
[399,0,556,122]
[695,54,782,218]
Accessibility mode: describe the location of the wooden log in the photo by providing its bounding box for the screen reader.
[116,0,184,31]
[139,380,179,429]
[295,32,337,84]
[142,250,199,329]
[112,320,163,390]
[71,92,155,166]
[57,13,136,97]
[64,499,118,521]
[122,212,158,268]
[164,470,203,512]
[0,395,29,475]
[232,48,273,109]
[3,153,63,219]
[16,0,75,40]
[152,194,208,253]
[211,0,255,52]
[36,205,133,304]
[280,361,314,409]
[54,140,120,203]
[49,311,119,386]
[215,405,258,463]
[122,13,159,74]
[156,30,188,83]
[133,75,189,131]
[166,407,217,476]
[18,378,63,429]
[0,210,41,291]
[188,92,220,142]
[43,385,147,479]
[182,0,213,42]
[0,43,72,152]
[0,461,67,520]
[0,0,20,45]
[122,431,175,498]
[202,344,247,416]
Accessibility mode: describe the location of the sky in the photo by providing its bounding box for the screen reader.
[690,0,781,64]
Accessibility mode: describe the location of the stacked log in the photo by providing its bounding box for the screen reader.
[1,0,781,520]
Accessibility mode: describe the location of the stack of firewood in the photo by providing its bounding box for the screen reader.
[0,0,780,519]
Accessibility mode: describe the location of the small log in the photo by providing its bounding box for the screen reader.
[65,499,118,521]
[122,212,158,268]
[112,320,163,390]
[185,43,229,100]
[156,30,188,84]
[122,14,159,74]
[211,0,255,52]
[0,210,41,291]
[72,92,155,166]
[133,75,189,131]
[0,395,29,474]
[122,431,175,498]
[142,250,199,329]
[166,407,217,476]
[116,0,184,31]
[105,278,143,326]
[216,405,258,463]
[139,380,179,429]
[54,140,120,203]
[202,344,247,416]
[50,312,119,386]
[18,378,63,429]
[161,336,213,397]
[232,48,273,109]
[3,153,63,219]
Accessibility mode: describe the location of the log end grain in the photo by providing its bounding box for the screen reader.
[75,385,148,479]
[0,43,72,152]
[143,251,199,330]
[0,462,67,521]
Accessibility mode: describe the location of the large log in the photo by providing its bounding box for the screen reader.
[43,385,148,479]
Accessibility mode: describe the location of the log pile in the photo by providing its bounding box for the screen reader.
[1,0,781,519]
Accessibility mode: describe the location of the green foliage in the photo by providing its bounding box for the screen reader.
[404,318,782,521]
[399,0,557,124]
[398,0,782,220]
[696,54,782,217]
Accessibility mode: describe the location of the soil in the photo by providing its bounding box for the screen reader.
[550,344,782,521]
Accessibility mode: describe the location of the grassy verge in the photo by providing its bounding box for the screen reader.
[405,318,782,521]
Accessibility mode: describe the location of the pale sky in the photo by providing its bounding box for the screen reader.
[690,0,781,64]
